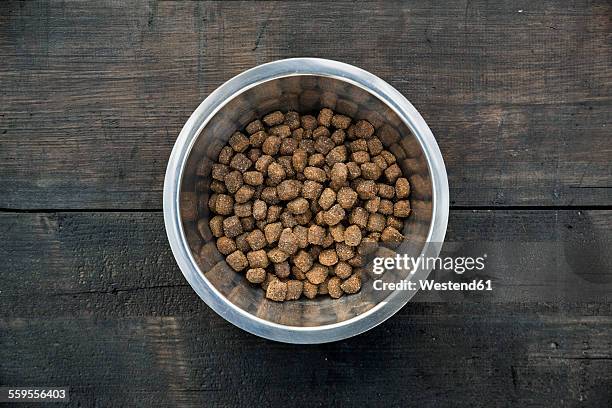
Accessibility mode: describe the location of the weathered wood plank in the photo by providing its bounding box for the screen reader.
[1,313,611,407]
[0,1,610,209]
[1,210,610,318]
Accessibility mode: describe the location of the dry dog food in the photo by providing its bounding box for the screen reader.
[204,108,411,301]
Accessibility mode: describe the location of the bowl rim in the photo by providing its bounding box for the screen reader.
[163,58,449,343]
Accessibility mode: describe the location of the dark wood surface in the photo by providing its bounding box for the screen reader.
[1,1,611,407]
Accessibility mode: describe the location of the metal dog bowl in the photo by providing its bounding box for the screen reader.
[164,58,448,343]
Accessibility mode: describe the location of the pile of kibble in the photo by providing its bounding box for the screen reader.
[205,109,411,302]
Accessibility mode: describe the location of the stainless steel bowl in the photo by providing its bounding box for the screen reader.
[164,58,449,343]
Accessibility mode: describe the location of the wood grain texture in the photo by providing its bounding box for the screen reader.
[1,210,610,407]
[2,311,611,407]
[1,210,610,318]
[0,0,610,209]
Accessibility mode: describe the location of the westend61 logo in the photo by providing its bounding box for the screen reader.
[371,254,492,292]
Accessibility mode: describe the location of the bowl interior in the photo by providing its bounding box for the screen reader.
[179,75,433,327]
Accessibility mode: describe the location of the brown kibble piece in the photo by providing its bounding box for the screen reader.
[262,136,281,156]
[384,163,402,183]
[312,126,331,140]
[367,213,386,232]
[277,179,301,201]
[326,145,347,166]
[349,139,368,152]
[280,211,297,228]
[314,136,334,155]
[319,249,338,266]
[318,188,336,210]
[287,197,309,214]
[266,279,287,302]
[365,196,381,213]
[229,132,249,152]
[268,247,289,263]
[381,226,404,243]
[309,153,325,167]
[223,216,243,238]
[378,183,395,199]
[336,187,358,209]
[318,278,330,295]
[344,225,362,247]
[293,250,314,272]
[306,264,329,284]
[274,261,291,278]
[327,277,343,298]
[395,177,411,199]
[348,254,365,267]
[318,108,334,127]
[387,216,404,230]
[230,153,252,172]
[241,217,255,232]
[247,250,269,268]
[355,180,377,199]
[218,146,233,164]
[255,155,274,173]
[354,120,375,139]
[331,129,346,145]
[341,273,361,294]
[246,229,267,250]
[210,180,227,194]
[349,207,369,229]
[303,281,318,299]
[212,163,229,181]
[234,202,252,218]
[243,171,264,186]
[324,204,345,226]
[264,222,283,244]
[249,130,267,148]
[293,225,309,248]
[379,199,394,215]
[304,167,327,182]
[367,138,384,156]
[292,148,308,172]
[330,163,348,190]
[234,185,255,204]
[302,181,323,200]
[226,250,248,272]
[278,228,299,255]
[209,215,225,237]
[394,200,411,217]
[361,163,382,180]
[329,224,345,242]
[351,151,370,165]
[224,171,243,194]
[308,225,326,245]
[301,115,317,130]
[263,111,285,126]
[346,162,361,179]
[284,111,301,130]
[216,236,236,255]
[331,114,351,129]
[261,186,279,204]
[215,194,234,215]
[253,199,267,220]
[270,124,291,138]
[336,243,354,261]
[246,120,264,134]
[246,268,266,284]
[267,162,286,185]
[285,280,303,300]
[335,262,353,279]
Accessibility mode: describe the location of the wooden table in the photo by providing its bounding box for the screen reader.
[1,1,611,406]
